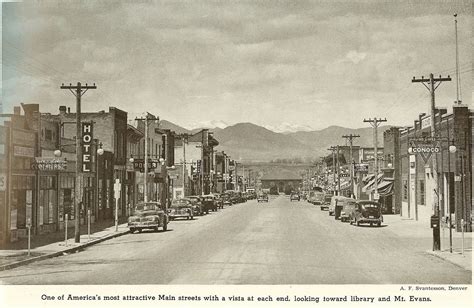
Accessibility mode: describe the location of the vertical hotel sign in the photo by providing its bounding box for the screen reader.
[82,122,93,172]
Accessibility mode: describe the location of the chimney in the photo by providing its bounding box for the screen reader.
[59,106,67,115]
[13,106,21,115]
[67,107,71,113]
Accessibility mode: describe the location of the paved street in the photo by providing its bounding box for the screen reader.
[0,195,470,285]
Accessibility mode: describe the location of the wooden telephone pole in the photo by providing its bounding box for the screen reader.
[60,82,96,243]
[412,73,451,251]
[342,134,360,198]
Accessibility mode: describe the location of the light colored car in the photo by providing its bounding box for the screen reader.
[290,193,300,201]
[128,202,168,233]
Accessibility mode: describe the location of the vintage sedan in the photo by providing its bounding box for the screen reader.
[350,200,383,227]
[202,194,218,213]
[329,196,357,220]
[168,199,194,220]
[128,202,168,233]
[257,193,269,203]
[213,193,224,209]
[340,199,358,222]
[185,196,204,216]
[290,192,300,201]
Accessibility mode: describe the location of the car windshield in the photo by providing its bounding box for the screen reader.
[360,202,379,209]
[133,203,161,215]
[171,200,190,207]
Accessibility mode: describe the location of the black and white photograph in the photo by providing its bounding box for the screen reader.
[0,0,472,307]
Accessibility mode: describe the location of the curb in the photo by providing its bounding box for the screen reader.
[425,250,472,272]
[0,229,130,272]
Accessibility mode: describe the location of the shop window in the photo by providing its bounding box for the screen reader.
[419,180,425,205]
[45,129,52,141]
[403,180,408,201]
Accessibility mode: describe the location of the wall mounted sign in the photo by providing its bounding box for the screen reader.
[82,122,93,172]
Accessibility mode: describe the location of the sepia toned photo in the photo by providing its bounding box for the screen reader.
[0,0,472,302]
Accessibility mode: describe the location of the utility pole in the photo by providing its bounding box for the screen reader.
[342,134,360,198]
[135,115,156,202]
[181,134,187,197]
[337,145,341,195]
[60,82,96,243]
[363,117,387,202]
[412,73,451,251]
[328,147,337,195]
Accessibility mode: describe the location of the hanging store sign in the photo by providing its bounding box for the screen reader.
[409,137,440,163]
[0,173,6,191]
[82,122,93,172]
[13,145,35,158]
[354,163,369,173]
[132,159,159,171]
[31,157,67,171]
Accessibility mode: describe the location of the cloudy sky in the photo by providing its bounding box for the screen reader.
[1,0,472,131]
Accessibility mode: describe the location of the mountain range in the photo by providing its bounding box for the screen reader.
[159,120,391,162]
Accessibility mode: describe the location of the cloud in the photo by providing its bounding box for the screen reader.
[345,50,367,64]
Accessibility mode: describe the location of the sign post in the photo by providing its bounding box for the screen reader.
[114,179,121,232]
[26,218,31,256]
[87,209,91,241]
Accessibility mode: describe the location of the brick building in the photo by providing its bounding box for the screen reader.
[385,105,472,231]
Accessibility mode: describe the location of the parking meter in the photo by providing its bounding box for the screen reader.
[431,215,441,251]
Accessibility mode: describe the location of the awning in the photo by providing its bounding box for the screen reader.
[362,173,383,192]
[377,180,394,196]
[362,174,375,184]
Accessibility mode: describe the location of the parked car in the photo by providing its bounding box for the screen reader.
[340,199,358,222]
[128,202,168,233]
[220,193,232,206]
[321,194,332,211]
[168,199,194,220]
[214,193,224,209]
[329,196,356,220]
[350,200,383,227]
[290,192,300,201]
[310,191,325,206]
[257,193,269,203]
[186,196,204,216]
[202,194,218,213]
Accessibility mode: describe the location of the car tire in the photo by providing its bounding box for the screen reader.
[130,228,136,233]
[153,227,159,232]
[370,223,373,227]
[356,220,360,226]
[377,221,381,227]
[138,228,142,233]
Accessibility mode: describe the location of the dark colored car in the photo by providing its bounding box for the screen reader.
[168,199,194,220]
[202,195,218,213]
[186,196,204,216]
[290,193,300,201]
[128,202,168,233]
[257,193,269,203]
[214,194,224,209]
[321,195,332,211]
[350,201,383,227]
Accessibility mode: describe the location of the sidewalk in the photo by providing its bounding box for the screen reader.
[384,214,472,271]
[0,221,129,271]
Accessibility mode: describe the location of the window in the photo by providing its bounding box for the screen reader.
[419,180,425,205]
[403,180,408,201]
[45,129,52,141]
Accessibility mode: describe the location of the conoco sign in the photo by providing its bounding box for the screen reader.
[82,122,93,172]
